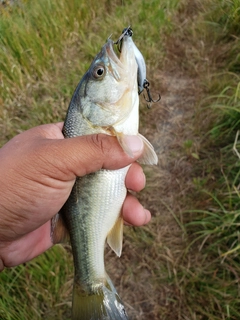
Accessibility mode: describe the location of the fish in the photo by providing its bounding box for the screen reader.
[52,29,158,320]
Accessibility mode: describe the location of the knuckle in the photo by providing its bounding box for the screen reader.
[89,134,112,155]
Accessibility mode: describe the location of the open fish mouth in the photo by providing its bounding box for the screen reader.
[104,39,125,68]
[103,34,137,85]
[105,39,123,65]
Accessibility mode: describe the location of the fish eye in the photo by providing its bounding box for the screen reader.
[93,65,105,79]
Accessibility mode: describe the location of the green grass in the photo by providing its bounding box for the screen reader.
[177,1,240,318]
[0,245,73,320]
[0,0,178,145]
[1,0,240,319]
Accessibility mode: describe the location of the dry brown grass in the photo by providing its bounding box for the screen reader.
[112,72,202,319]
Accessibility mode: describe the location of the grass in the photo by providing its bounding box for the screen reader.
[0,0,240,319]
[176,1,240,318]
[0,245,73,319]
[0,0,177,144]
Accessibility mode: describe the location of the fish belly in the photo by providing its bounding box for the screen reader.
[61,167,129,319]
[61,166,129,292]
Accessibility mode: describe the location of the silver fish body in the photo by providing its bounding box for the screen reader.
[61,168,128,319]
[54,31,158,320]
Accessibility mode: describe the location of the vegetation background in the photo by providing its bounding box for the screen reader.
[0,0,239,319]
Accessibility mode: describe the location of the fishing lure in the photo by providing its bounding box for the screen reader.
[115,26,161,108]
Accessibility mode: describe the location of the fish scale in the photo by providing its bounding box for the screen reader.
[63,168,128,286]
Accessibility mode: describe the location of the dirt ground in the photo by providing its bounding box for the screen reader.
[106,69,201,319]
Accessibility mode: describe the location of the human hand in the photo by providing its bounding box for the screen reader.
[0,123,150,270]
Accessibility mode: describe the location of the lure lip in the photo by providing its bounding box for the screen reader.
[114,26,161,108]
[114,25,133,51]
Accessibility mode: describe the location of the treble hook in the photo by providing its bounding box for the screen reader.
[143,79,161,109]
[114,26,133,52]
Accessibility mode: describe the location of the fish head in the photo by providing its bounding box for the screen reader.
[76,36,138,128]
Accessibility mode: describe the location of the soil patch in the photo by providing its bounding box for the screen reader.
[107,71,201,319]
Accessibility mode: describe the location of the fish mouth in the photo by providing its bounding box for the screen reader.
[105,39,124,67]
[103,36,136,82]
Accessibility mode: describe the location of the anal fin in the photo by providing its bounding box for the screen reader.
[107,217,123,257]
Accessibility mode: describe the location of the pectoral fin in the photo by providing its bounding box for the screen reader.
[51,213,70,244]
[107,217,123,257]
[137,133,158,165]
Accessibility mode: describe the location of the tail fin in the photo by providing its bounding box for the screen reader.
[72,275,128,320]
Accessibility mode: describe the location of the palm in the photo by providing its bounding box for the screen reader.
[0,124,149,270]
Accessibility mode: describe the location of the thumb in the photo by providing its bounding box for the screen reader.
[46,133,144,179]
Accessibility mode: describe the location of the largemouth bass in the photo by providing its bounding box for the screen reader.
[52,29,158,319]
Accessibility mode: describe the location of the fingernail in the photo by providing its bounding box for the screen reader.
[123,135,144,155]
[144,209,151,224]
